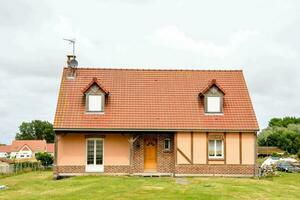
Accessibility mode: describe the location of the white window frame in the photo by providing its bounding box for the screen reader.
[87,94,103,112]
[208,139,224,159]
[85,138,104,172]
[164,138,171,150]
[206,96,221,113]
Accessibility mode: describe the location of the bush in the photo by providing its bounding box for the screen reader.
[271,152,280,157]
[35,152,53,166]
[297,149,300,159]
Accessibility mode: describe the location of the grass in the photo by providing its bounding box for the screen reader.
[0,172,300,200]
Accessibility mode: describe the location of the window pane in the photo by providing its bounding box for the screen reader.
[207,97,221,112]
[208,140,215,157]
[87,140,94,164]
[88,95,102,111]
[95,140,103,165]
[164,139,170,149]
[216,140,223,157]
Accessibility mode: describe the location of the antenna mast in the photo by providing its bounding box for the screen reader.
[63,38,76,55]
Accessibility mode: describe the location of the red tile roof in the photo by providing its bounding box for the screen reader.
[0,145,11,153]
[54,68,259,131]
[0,140,54,153]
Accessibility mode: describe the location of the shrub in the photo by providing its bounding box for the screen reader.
[35,152,53,166]
[271,152,280,157]
[297,149,300,159]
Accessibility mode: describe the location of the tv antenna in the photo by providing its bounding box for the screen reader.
[63,38,76,55]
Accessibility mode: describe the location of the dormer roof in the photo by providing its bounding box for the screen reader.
[82,77,109,95]
[199,79,226,97]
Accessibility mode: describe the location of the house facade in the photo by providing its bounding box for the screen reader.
[54,65,259,178]
[0,140,54,159]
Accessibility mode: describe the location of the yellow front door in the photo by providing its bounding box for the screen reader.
[144,138,157,172]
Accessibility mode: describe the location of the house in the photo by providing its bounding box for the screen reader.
[0,140,54,159]
[0,146,10,158]
[53,61,259,178]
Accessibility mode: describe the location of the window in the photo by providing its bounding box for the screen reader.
[87,139,103,165]
[86,138,104,172]
[88,95,103,112]
[207,97,221,113]
[164,139,171,150]
[208,140,224,159]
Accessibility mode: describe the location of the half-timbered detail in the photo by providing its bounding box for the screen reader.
[53,64,259,178]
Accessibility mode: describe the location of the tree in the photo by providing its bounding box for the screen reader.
[268,117,300,128]
[258,118,300,157]
[15,120,54,143]
[35,152,53,166]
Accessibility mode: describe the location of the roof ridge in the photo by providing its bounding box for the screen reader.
[63,67,243,72]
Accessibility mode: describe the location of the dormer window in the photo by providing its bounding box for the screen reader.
[88,94,103,112]
[82,77,109,114]
[199,79,225,114]
[207,96,221,113]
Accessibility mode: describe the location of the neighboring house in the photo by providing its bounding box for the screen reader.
[54,61,259,178]
[0,145,10,158]
[0,140,54,159]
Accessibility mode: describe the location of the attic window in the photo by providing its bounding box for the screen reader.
[87,94,103,112]
[200,80,225,114]
[207,97,221,113]
[83,78,109,114]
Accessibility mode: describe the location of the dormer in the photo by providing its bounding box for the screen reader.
[82,77,109,113]
[199,79,225,114]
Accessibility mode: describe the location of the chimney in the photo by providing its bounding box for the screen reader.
[66,55,78,79]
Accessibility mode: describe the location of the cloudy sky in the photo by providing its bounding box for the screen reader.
[0,0,300,144]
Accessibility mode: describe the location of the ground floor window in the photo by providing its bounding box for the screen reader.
[208,139,224,159]
[87,139,103,165]
[164,138,171,150]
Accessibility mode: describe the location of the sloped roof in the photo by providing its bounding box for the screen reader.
[11,140,47,152]
[0,140,54,153]
[0,145,11,153]
[54,68,259,131]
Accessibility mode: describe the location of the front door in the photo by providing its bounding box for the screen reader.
[86,138,104,172]
[144,138,157,172]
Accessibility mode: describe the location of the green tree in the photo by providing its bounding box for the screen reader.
[258,121,300,157]
[268,117,300,128]
[35,152,53,166]
[15,120,54,143]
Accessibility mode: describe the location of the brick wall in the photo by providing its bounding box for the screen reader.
[157,134,175,173]
[175,164,256,176]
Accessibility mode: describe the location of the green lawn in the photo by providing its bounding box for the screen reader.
[0,171,299,200]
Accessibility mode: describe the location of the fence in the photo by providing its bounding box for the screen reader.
[0,162,52,175]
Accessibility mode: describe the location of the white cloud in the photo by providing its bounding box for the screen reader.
[147,25,258,58]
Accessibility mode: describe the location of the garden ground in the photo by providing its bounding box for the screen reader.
[0,171,299,200]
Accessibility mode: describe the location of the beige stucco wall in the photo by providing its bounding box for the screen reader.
[242,133,255,164]
[176,132,191,164]
[176,132,256,165]
[193,133,206,164]
[57,133,130,166]
[57,134,86,166]
[104,134,130,165]
[226,133,240,164]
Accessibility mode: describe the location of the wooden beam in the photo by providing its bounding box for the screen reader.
[206,132,208,164]
[191,132,194,164]
[239,132,242,164]
[177,148,192,164]
[224,132,226,164]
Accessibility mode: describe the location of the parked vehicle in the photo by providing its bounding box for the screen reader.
[277,162,300,173]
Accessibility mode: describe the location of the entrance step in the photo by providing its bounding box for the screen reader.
[132,173,173,177]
